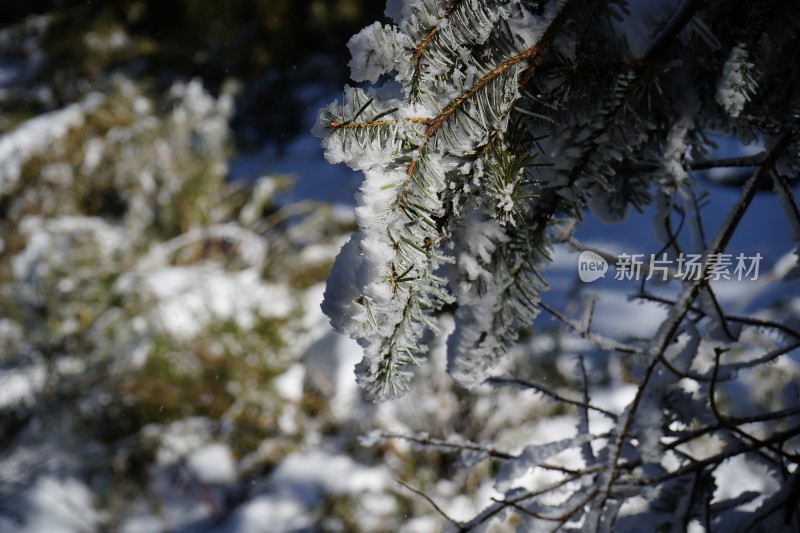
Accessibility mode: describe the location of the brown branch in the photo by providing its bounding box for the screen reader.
[411,28,438,64]
[421,0,581,145]
[423,49,536,141]
[379,431,604,476]
[495,488,599,522]
[329,116,432,131]
[515,488,600,526]
[410,0,465,64]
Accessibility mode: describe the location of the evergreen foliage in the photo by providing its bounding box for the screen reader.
[317,0,800,529]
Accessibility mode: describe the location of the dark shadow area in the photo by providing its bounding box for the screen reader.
[0,0,384,148]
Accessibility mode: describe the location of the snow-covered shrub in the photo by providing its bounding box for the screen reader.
[0,48,458,527]
[317,0,800,530]
[0,75,351,530]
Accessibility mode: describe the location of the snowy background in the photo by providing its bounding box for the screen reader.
[0,2,798,532]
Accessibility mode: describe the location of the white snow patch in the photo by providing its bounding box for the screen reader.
[120,264,291,340]
[0,365,46,408]
[587,288,668,338]
[347,22,412,83]
[273,363,305,402]
[270,450,390,500]
[187,443,237,485]
[221,494,311,533]
[12,215,124,283]
[303,330,364,419]
[151,417,214,466]
[713,454,780,511]
[23,476,100,533]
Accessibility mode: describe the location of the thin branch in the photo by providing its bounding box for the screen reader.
[665,404,800,449]
[475,467,604,528]
[689,187,709,250]
[631,423,800,487]
[486,376,619,420]
[721,339,800,372]
[578,355,597,464]
[729,405,800,426]
[702,284,737,342]
[396,479,461,525]
[689,153,767,170]
[774,172,800,230]
[379,431,599,476]
[538,300,642,355]
[636,290,800,340]
[379,432,512,460]
[622,152,768,174]
[329,116,432,131]
[494,488,599,523]
[605,130,794,512]
[709,347,788,465]
[739,471,800,531]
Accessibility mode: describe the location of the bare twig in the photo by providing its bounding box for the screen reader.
[486,376,618,420]
[396,479,461,525]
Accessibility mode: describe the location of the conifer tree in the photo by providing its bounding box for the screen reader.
[317,0,800,529]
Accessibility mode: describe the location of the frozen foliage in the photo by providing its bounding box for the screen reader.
[662,117,692,186]
[316,0,561,399]
[715,43,757,118]
[348,22,413,83]
[319,0,800,530]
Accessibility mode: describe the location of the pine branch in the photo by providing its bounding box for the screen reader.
[329,116,432,131]
[409,0,466,64]
[419,0,582,150]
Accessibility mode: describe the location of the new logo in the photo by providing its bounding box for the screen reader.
[578,251,608,282]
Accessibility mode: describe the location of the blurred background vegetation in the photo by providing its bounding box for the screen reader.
[1,0,384,146]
